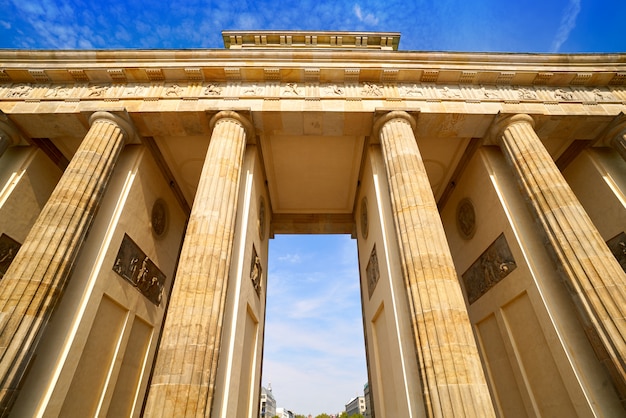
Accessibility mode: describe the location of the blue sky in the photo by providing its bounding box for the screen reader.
[0,0,624,52]
[1,0,624,415]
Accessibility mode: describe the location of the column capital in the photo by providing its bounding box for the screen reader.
[88,111,138,144]
[0,111,25,148]
[485,113,535,145]
[208,110,255,143]
[372,110,417,139]
[597,112,626,146]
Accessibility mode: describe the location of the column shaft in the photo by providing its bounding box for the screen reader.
[144,111,250,417]
[377,112,495,418]
[0,112,131,416]
[496,114,626,403]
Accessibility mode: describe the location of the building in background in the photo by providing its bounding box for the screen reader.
[0,30,625,418]
[363,382,372,418]
[260,385,276,418]
[276,407,295,418]
[345,395,366,416]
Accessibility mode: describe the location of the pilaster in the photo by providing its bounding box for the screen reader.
[492,113,626,405]
[374,111,495,417]
[0,111,133,416]
[144,110,253,417]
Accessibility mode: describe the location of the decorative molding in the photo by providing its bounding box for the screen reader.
[345,68,360,83]
[421,70,439,83]
[462,233,517,304]
[459,71,477,84]
[496,72,515,84]
[571,72,592,85]
[533,72,553,85]
[28,69,49,83]
[68,69,89,82]
[107,68,127,82]
[184,68,203,81]
[145,68,165,81]
[456,198,476,240]
[0,81,623,107]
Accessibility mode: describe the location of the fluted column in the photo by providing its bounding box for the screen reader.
[375,111,495,418]
[0,111,133,416]
[144,111,252,417]
[493,113,626,403]
[0,112,22,158]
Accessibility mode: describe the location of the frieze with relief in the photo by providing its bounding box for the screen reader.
[112,234,166,306]
[0,234,21,279]
[462,233,517,304]
[1,81,623,104]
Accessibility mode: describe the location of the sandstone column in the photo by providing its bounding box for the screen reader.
[0,112,21,158]
[0,111,134,416]
[374,111,495,418]
[493,113,626,403]
[144,111,252,417]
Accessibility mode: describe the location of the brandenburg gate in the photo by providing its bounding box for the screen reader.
[0,31,625,417]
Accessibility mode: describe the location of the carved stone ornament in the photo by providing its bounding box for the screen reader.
[112,234,166,305]
[258,197,266,241]
[607,232,626,273]
[360,197,369,239]
[462,233,517,304]
[0,233,21,279]
[151,198,168,238]
[366,245,380,299]
[250,244,262,297]
[456,198,476,240]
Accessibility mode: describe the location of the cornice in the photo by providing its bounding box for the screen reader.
[0,49,624,86]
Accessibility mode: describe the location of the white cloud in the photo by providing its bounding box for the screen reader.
[353,4,379,26]
[551,0,581,52]
[0,21,11,29]
[277,253,302,264]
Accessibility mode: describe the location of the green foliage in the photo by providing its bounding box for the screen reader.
[314,414,331,418]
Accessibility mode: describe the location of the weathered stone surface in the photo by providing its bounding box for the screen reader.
[0,111,132,416]
[493,113,626,405]
[144,111,252,417]
[375,111,496,417]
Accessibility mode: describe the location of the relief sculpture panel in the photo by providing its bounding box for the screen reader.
[112,234,166,305]
[462,233,517,304]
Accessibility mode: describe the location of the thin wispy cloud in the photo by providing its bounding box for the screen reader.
[551,0,582,52]
[353,4,379,26]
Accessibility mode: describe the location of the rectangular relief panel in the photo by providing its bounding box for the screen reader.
[59,295,128,417]
[503,293,577,417]
[112,233,166,306]
[106,315,153,418]
[476,314,527,417]
[462,233,517,304]
[371,304,398,417]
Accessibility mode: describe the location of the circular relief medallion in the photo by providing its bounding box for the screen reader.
[151,198,168,238]
[258,197,266,241]
[360,197,369,239]
[456,198,476,240]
